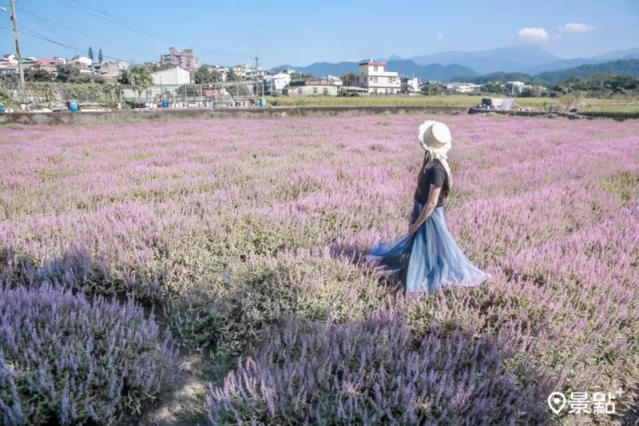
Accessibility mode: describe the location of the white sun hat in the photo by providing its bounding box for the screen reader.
[418,120,451,150]
[417,120,453,187]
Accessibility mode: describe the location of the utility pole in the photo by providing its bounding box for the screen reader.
[9,0,25,89]
[253,53,260,97]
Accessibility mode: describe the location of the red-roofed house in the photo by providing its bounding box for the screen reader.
[35,57,66,74]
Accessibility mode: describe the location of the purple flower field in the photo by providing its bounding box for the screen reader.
[1,114,638,424]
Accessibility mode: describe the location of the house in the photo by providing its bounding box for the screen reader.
[340,86,369,96]
[72,55,93,69]
[232,64,251,78]
[284,80,339,96]
[152,67,191,85]
[446,82,480,93]
[100,61,129,80]
[505,81,532,95]
[33,57,66,74]
[358,60,401,94]
[0,53,18,74]
[402,77,421,94]
[201,65,228,82]
[262,72,291,95]
[161,47,199,71]
[326,75,343,86]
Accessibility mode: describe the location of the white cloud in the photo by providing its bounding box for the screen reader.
[517,27,549,42]
[559,22,594,32]
[436,33,443,41]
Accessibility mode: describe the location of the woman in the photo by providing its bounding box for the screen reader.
[366,120,489,293]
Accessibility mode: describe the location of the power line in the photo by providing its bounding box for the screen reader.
[17,7,156,57]
[54,0,254,60]
[20,24,128,62]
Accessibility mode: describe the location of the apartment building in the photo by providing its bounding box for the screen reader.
[358,60,401,94]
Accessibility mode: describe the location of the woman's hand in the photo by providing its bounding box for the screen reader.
[408,222,420,236]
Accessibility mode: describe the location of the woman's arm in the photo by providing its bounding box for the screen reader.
[408,184,441,235]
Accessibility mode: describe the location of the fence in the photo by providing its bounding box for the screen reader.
[0,81,261,110]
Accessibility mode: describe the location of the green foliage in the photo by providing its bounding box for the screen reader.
[340,72,358,86]
[25,68,54,82]
[118,65,152,100]
[170,252,390,376]
[55,64,80,82]
[98,48,103,64]
[88,46,94,62]
[193,66,223,84]
[537,59,639,84]
[421,81,448,95]
[0,86,15,107]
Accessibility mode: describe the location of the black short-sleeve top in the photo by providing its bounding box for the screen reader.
[413,161,448,206]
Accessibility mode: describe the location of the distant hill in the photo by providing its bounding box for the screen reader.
[410,45,561,74]
[271,59,476,81]
[454,59,639,85]
[404,45,639,74]
[272,61,359,77]
[536,59,639,84]
[454,71,536,84]
[272,57,639,87]
[591,47,639,61]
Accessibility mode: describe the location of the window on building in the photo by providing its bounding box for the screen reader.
[323,88,329,95]
[313,87,318,94]
[374,66,378,71]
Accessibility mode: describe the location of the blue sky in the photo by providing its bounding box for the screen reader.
[1,0,638,68]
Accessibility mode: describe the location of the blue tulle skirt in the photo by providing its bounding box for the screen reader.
[366,202,489,292]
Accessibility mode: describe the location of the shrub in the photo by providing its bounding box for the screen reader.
[0,284,177,425]
[171,250,391,376]
[207,310,548,425]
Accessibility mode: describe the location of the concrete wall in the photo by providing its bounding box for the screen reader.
[0,105,469,126]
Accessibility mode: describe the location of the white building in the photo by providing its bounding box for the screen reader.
[99,61,129,80]
[263,72,291,95]
[505,81,532,95]
[285,80,339,96]
[232,64,251,78]
[446,82,480,93]
[152,67,191,85]
[326,75,343,86]
[72,55,93,69]
[402,77,421,94]
[358,60,401,94]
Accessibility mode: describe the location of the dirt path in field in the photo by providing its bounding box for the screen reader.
[139,354,209,426]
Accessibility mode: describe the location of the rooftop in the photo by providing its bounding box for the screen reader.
[359,60,386,67]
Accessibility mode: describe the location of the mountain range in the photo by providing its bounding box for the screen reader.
[271,45,639,82]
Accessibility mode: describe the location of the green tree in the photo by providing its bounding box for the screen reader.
[226,69,238,82]
[193,66,222,84]
[119,65,152,100]
[420,81,446,95]
[25,68,54,82]
[56,64,80,82]
[98,48,103,64]
[341,72,358,86]
[88,47,94,63]
[290,72,314,81]
[0,72,19,89]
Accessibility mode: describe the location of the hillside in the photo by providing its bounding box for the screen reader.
[536,59,639,83]
[272,59,476,81]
